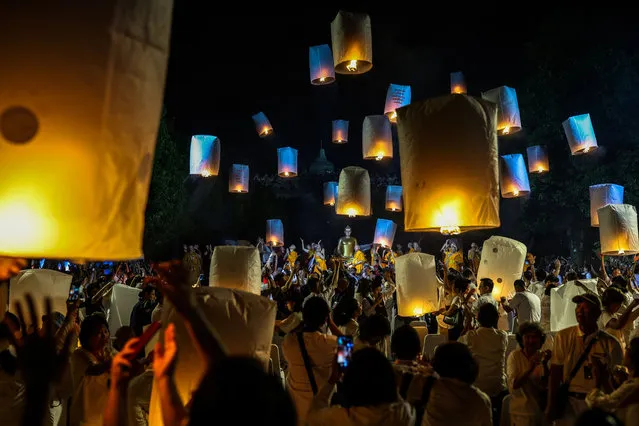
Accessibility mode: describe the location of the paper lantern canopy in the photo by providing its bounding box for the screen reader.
[373,218,397,249]
[384,84,411,123]
[563,113,598,155]
[500,154,530,198]
[385,185,403,212]
[336,166,371,217]
[229,164,249,193]
[396,95,500,235]
[252,112,273,137]
[362,115,393,161]
[277,147,298,177]
[330,10,373,75]
[477,236,527,300]
[481,86,521,136]
[323,181,339,206]
[598,204,639,256]
[266,219,284,247]
[526,145,549,174]
[332,119,349,144]
[395,253,439,317]
[210,246,262,294]
[450,71,466,94]
[0,2,172,260]
[589,184,624,227]
[309,44,335,85]
[189,135,220,177]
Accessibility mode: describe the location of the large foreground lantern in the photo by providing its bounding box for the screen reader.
[598,204,639,256]
[0,1,173,260]
[323,181,339,206]
[396,95,500,235]
[210,246,262,294]
[265,219,284,247]
[336,166,371,217]
[590,184,624,227]
[526,145,550,174]
[277,147,298,177]
[373,218,397,248]
[500,154,530,198]
[384,84,411,123]
[189,135,220,177]
[330,10,373,75]
[362,115,393,161]
[481,86,521,136]
[563,113,598,155]
[477,236,527,300]
[252,112,273,137]
[450,72,467,94]
[395,253,439,317]
[332,120,349,144]
[229,164,249,193]
[385,185,403,212]
[309,44,335,85]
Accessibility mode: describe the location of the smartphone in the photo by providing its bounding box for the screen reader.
[68,283,82,302]
[199,274,205,282]
[337,335,354,369]
[130,321,162,357]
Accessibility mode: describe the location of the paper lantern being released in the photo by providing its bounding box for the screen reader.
[229,164,249,193]
[252,112,273,137]
[395,253,439,317]
[266,219,284,247]
[477,236,527,300]
[526,145,550,174]
[396,95,500,234]
[309,44,336,85]
[481,86,521,136]
[500,154,530,198]
[589,184,624,227]
[277,147,298,177]
[373,218,397,248]
[385,185,403,212]
[0,2,172,259]
[450,72,467,94]
[550,279,598,332]
[330,10,373,75]
[362,115,393,161]
[598,204,639,256]
[9,269,72,328]
[189,135,220,177]
[332,120,349,144]
[210,246,262,294]
[384,84,411,123]
[336,166,371,217]
[323,181,339,206]
[563,113,598,155]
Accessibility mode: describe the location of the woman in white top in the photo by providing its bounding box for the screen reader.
[333,297,361,339]
[598,287,639,352]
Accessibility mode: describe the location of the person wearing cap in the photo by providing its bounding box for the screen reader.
[546,292,623,425]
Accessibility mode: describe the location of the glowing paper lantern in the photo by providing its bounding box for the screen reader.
[0,2,172,259]
[210,246,262,294]
[323,181,339,206]
[589,184,624,227]
[336,166,371,217]
[362,115,393,161]
[277,147,298,178]
[550,279,598,332]
[598,204,639,256]
[396,253,439,317]
[252,112,273,137]
[500,154,530,198]
[396,95,500,234]
[384,84,411,123]
[477,236,527,300]
[373,218,397,248]
[266,219,284,247]
[309,44,335,85]
[189,135,220,177]
[450,72,466,94]
[526,145,549,174]
[563,113,598,155]
[330,10,373,75]
[107,284,141,334]
[385,185,403,212]
[332,120,349,144]
[9,269,71,328]
[229,164,249,193]
[481,86,521,136]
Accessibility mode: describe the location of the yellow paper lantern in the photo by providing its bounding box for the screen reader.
[481,86,522,136]
[526,145,550,174]
[332,120,349,144]
[336,166,371,217]
[385,185,403,212]
[450,72,467,94]
[189,135,220,177]
[563,113,598,155]
[395,253,439,317]
[210,246,262,294]
[266,219,284,247]
[252,112,273,137]
[0,2,172,260]
[330,10,373,75]
[229,164,249,193]
[396,95,500,234]
[309,44,336,85]
[500,154,530,198]
[589,184,624,227]
[373,218,397,248]
[362,115,393,161]
[384,84,411,123]
[323,181,339,206]
[277,147,298,177]
[598,204,639,256]
[477,236,527,300]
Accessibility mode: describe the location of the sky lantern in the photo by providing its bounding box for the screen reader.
[0,2,172,260]
[500,154,530,198]
[309,44,335,85]
[336,166,371,217]
[189,135,220,177]
[526,145,550,174]
[481,86,522,136]
[395,253,439,317]
[332,120,349,144]
[450,71,467,94]
[373,218,397,249]
[385,185,403,212]
[598,204,639,256]
[323,181,339,206]
[330,10,373,75]
[396,95,500,235]
[252,112,273,137]
[277,147,298,178]
[362,115,393,161]
[590,184,624,227]
[229,164,249,193]
[477,236,527,300]
[563,113,598,155]
[265,219,284,247]
[209,246,262,294]
[384,84,411,123]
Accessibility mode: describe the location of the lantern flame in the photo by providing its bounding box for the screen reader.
[329,202,334,206]
[347,208,357,217]
[201,170,211,178]
[391,207,396,212]
[346,60,358,72]
[502,126,510,135]
[376,152,384,161]
[538,166,543,173]
[619,248,625,255]
[320,76,326,82]
[584,147,590,153]
[440,225,461,235]
[513,189,519,197]
[452,85,463,94]
[390,111,397,121]
[413,307,423,316]
[262,128,271,136]
[284,172,289,177]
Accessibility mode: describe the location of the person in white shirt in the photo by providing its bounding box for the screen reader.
[472,278,499,316]
[598,287,639,352]
[501,279,541,332]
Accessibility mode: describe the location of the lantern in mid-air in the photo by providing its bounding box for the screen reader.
[229,164,249,193]
[362,115,392,161]
[384,84,411,123]
[266,219,284,247]
[450,72,466,94]
[323,181,339,206]
[500,154,530,198]
[373,218,397,249]
[332,120,349,144]
[277,147,298,177]
[589,184,624,227]
[330,10,373,75]
[252,112,273,137]
[526,145,549,174]
[210,246,262,294]
[481,86,521,136]
[336,166,371,217]
[598,204,639,256]
[309,44,336,85]
[563,113,598,155]
[190,135,221,177]
[385,185,403,212]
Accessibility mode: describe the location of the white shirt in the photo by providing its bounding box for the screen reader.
[540,294,551,332]
[423,378,492,426]
[338,319,359,339]
[586,377,639,426]
[507,348,546,416]
[472,293,498,316]
[510,291,541,324]
[598,310,626,351]
[458,328,508,396]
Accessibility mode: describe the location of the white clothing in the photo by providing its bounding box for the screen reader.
[472,294,499,316]
[279,312,303,334]
[506,348,546,418]
[338,319,359,339]
[528,282,545,301]
[127,369,154,426]
[69,348,110,426]
[423,377,492,426]
[458,328,508,397]
[539,295,551,333]
[597,310,626,350]
[510,291,541,325]
[586,377,639,426]
[150,304,163,323]
[436,286,453,330]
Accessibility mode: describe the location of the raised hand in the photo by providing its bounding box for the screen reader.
[110,337,141,389]
[153,323,178,379]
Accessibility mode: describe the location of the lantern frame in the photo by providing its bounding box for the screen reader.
[384,84,411,123]
[500,154,531,198]
[589,184,624,227]
[481,86,522,136]
[450,71,466,94]
[336,166,371,217]
[385,185,403,212]
[373,218,397,249]
[189,135,221,178]
[526,145,549,174]
[252,112,273,137]
[598,204,639,256]
[332,120,349,144]
[265,219,284,247]
[277,147,298,178]
[330,10,373,75]
[563,113,598,155]
[229,164,249,194]
[309,44,336,85]
[323,181,339,206]
[362,115,393,161]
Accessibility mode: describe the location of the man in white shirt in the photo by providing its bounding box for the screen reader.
[471,278,499,316]
[501,279,541,332]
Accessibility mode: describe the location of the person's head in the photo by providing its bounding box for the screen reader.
[523,270,533,282]
[79,313,110,353]
[461,268,475,282]
[140,285,156,301]
[432,342,478,385]
[333,297,361,327]
[41,311,66,333]
[284,292,302,313]
[601,287,626,314]
[390,325,421,361]
[341,347,397,408]
[345,226,351,237]
[624,337,639,372]
[612,268,622,278]
[453,277,471,296]
[356,278,371,296]
[513,279,526,292]
[302,297,330,332]
[354,244,360,251]
[408,242,414,249]
[477,303,499,328]
[536,268,547,282]
[572,293,602,330]
[358,314,391,346]
[337,277,349,292]
[565,271,578,282]
[516,322,546,353]
[611,276,629,293]
[371,276,383,297]
[113,326,135,351]
[471,242,478,249]
[307,276,321,294]
[478,278,494,295]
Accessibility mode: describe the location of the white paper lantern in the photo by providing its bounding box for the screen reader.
[598,204,639,256]
[477,236,527,300]
[373,218,397,248]
[107,284,141,334]
[500,154,530,198]
[277,147,298,177]
[450,72,467,94]
[385,185,403,212]
[362,115,393,161]
[332,120,349,144]
[189,135,220,177]
[323,181,339,206]
[309,44,336,85]
[550,279,598,332]
[481,86,522,136]
[589,184,624,227]
[9,269,72,328]
[336,166,371,217]
[395,253,439,317]
[384,84,411,123]
[210,246,262,294]
[526,145,550,174]
[266,219,284,247]
[229,164,249,193]
[252,112,273,137]
[563,113,597,155]
[330,10,373,75]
